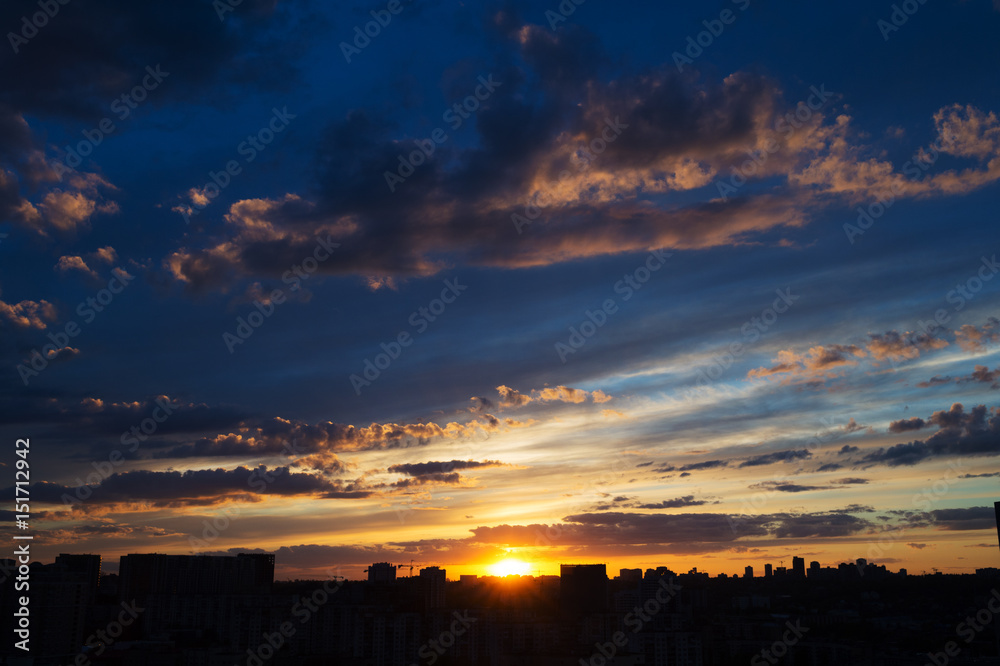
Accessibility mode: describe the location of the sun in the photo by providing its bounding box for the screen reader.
[488,557,531,577]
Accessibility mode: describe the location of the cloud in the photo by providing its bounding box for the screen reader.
[920,365,1000,390]
[748,344,866,381]
[888,417,927,433]
[863,403,1000,466]
[865,330,948,362]
[387,460,508,477]
[930,506,996,531]
[749,326,960,383]
[631,496,711,509]
[153,415,527,460]
[677,459,728,472]
[955,318,1000,353]
[0,294,56,329]
[496,384,612,408]
[0,1,316,119]
[151,15,1000,296]
[55,255,99,280]
[749,481,827,493]
[8,465,373,511]
[739,449,812,468]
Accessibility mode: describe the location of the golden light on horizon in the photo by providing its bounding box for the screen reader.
[488,557,531,577]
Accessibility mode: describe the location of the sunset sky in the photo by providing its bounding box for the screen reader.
[1,0,999,580]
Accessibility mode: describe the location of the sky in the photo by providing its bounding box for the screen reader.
[0,0,999,580]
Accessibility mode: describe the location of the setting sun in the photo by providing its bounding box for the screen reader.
[488,558,531,577]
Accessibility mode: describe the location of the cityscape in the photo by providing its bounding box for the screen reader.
[2,544,1000,665]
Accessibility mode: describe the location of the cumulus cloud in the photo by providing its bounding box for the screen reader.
[153,415,528,460]
[151,15,1000,296]
[956,318,1000,352]
[495,384,612,408]
[0,294,56,329]
[55,255,99,280]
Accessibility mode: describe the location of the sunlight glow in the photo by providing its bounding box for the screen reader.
[488,558,531,577]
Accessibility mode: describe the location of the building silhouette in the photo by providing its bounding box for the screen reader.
[367,561,397,583]
[560,563,608,613]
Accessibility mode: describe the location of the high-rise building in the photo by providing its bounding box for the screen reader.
[744,566,753,579]
[764,563,772,578]
[809,561,820,577]
[118,552,274,602]
[419,566,446,609]
[560,564,608,613]
[792,557,805,577]
[367,562,397,583]
[994,501,1000,554]
[619,568,642,583]
[34,557,100,658]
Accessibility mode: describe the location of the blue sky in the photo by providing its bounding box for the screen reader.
[0,0,999,578]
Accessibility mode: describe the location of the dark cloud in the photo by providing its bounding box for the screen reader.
[0,0,316,119]
[750,481,827,493]
[678,459,728,472]
[6,465,372,509]
[632,495,711,509]
[923,366,1000,390]
[152,415,517,459]
[888,417,927,433]
[863,404,1000,466]
[387,459,506,477]
[930,506,996,531]
[739,449,812,468]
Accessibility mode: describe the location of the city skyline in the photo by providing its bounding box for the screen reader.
[2,0,1000,584]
